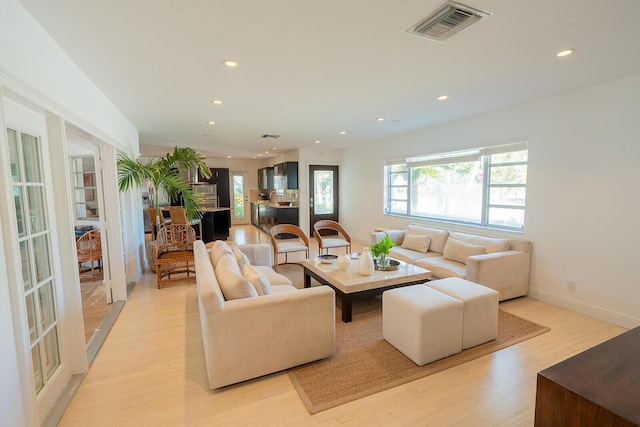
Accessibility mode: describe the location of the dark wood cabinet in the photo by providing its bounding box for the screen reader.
[201,168,230,207]
[253,202,299,234]
[534,326,640,427]
[258,167,274,190]
[201,209,231,243]
[273,162,298,190]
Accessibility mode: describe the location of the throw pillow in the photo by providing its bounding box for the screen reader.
[232,246,251,270]
[210,240,233,268]
[402,233,431,253]
[407,225,449,254]
[242,263,272,296]
[215,253,258,300]
[443,238,486,264]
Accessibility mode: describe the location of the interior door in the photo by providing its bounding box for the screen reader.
[309,165,339,235]
[231,171,249,225]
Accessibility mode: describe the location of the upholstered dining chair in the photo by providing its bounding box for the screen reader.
[168,207,202,240]
[313,220,352,255]
[76,229,103,280]
[155,224,197,288]
[269,224,310,270]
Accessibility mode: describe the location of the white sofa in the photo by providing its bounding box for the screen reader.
[193,240,335,389]
[371,225,531,301]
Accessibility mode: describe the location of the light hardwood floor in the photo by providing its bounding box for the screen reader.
[59,226,627,426]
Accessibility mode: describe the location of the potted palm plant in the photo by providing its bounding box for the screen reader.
[117,147,212,234]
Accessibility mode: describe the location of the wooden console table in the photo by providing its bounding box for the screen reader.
[534,326,640,426]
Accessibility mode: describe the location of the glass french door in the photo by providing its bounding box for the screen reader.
[7,127,61,396]
[231,171,249,225]
[309,165,339,233]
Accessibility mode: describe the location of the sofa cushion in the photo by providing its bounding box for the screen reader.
[384,230,406,247]
[271,284,298,294]
[402,233,431,253]
[449,232,509,254]
[242,263,272,296]
[407,225,449,254]
[415,256,467,279]
[255,266,294,287]
[232,246,251,270]
[210,240,234,268]
[215,253,258,300]
[443,238,487,264]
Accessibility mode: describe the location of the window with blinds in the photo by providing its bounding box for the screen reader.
[384,142,528,230]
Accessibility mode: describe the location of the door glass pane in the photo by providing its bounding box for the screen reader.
[314,171,334,215]
[33,234,51,283]
[8,128,21,182]
[42,327,60,380]
[233,174,244,218]
[26,293,37,343]
[31,345,43,393]
[14,186,26,237]
[20,241,33,291]
[21,133,42,183]
[27,186,47,233]
[38,280,56,331]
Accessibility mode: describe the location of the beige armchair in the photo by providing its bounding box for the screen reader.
[269,224,310,270]
[313,220,352,255]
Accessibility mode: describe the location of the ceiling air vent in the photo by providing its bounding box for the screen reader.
[261,134,280,139]
[407,1,491,42]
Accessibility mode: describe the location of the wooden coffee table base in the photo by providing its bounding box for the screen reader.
[304,267,429,323]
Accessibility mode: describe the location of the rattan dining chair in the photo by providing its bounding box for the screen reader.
[76,229,103,280]
[155,224,197,288]
[168,207,202,240]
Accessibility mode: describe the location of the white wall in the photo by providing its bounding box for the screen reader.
[0,0,140,423]
[341,73,640,328]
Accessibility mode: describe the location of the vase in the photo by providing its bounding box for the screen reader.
[357,248,374,276]
[375,253,390,270]
[337,253,351,271]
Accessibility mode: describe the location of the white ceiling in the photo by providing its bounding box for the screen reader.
[18,0,640,159]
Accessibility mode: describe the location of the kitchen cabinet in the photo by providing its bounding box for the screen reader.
[201,168,230,207]
[258,167,274,190]
[273,162,298,190]
[252,202,299,234]
[201,209,231,243]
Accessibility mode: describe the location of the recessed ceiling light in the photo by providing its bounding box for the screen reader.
[258,154,262,157]
[206,121,216,125]
[227,155,231,159]
[377,117,385,122]
[265,151,269,154]
[556,49,575,57]
[436,95,449,101]
[339,131,346,135]
[315,140,320,144]
[212,100,223,105]
[273,147,277,150]
[222,59,238,68]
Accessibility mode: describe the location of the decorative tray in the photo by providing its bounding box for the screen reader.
[375,259,400,271]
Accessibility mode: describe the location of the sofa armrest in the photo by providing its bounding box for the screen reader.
[235,243,273,267]
[205,286,335,388]
[465,250,530,301]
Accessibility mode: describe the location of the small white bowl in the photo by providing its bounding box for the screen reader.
[318,255,337,264]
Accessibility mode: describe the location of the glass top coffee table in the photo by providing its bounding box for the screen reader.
[302,257,431,323]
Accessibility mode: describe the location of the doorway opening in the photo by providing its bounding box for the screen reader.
[309,165,340,234]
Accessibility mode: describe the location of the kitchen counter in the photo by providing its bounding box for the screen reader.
[252,201,298,209]
[251,201,299,233]
[202,207,232,212]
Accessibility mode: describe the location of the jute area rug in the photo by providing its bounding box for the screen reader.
[278,264,550,415]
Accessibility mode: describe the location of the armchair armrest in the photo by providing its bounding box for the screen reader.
[466,250,530,301]
[206,286,335,388]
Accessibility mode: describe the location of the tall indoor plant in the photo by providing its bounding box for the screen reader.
[117,147,212,234]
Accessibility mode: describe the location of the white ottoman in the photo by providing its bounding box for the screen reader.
[383,285,463,366]
[427,277,499,350]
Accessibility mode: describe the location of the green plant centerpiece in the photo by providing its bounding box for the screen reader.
[370,236,395,270]
[117,147,212,234]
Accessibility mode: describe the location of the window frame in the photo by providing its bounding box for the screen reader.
[384,143,528,231]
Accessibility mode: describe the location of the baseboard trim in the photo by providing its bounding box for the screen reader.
[528,288,639,329]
